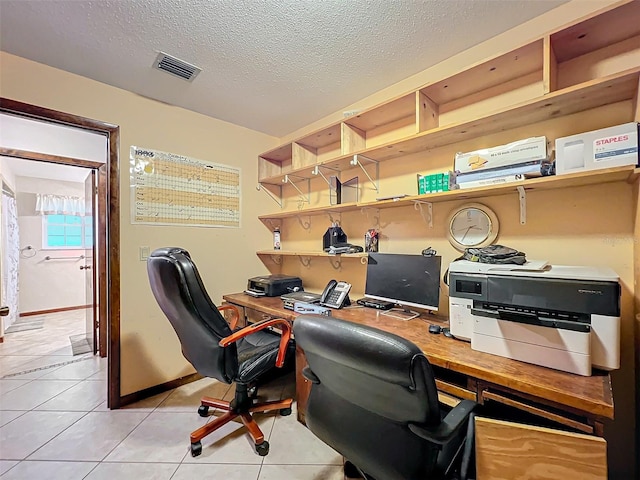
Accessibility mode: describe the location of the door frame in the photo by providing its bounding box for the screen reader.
[0,97,122,408]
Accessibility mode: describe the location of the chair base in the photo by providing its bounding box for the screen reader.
[189,387,293,457]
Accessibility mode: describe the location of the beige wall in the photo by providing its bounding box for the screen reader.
[0,51,279,396]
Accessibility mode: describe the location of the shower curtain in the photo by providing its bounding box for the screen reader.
[1,191,20,331]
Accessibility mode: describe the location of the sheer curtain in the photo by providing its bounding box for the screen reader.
[35,194,84,215]
[1,191,20,330]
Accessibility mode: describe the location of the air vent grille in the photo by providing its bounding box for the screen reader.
[153,52,201,82]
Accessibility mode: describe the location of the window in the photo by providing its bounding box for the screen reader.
[43,214,93,249]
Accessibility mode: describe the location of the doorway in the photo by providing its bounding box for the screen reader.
[0,98,121,408]
[1,157,100,369]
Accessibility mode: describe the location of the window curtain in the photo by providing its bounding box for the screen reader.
[1,192,20,331]
[35,194,85,216]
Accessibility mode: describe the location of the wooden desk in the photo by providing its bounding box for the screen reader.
[222,293,613,436]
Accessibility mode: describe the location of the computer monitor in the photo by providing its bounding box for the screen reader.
[365,253,442,320]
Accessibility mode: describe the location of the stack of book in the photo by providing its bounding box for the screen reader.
[453,136,552,189]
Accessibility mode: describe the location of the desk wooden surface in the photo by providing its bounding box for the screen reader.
[223,293,614,421]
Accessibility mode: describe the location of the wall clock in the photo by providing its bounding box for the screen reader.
[446,203,499,251]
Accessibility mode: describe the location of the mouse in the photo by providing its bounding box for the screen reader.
[428,324,441,334]
[442,327,453,338]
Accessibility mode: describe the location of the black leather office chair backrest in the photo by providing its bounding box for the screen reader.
[147,247,237,383]
[294,315,444,480]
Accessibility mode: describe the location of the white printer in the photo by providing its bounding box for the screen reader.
[448,261,621,376]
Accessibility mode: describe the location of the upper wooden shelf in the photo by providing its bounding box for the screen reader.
[421,41,543,105]
[258,165,638,221]
[258,68,640,185]
[550,0,640,63]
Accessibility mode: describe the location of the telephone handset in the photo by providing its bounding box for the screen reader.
[319,279,352,309]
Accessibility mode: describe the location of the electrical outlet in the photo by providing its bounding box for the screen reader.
[140,246,150,261]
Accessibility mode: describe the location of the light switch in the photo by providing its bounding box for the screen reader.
[140,246,150,261]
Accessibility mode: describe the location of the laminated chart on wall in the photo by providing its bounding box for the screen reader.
[130,146,241,227]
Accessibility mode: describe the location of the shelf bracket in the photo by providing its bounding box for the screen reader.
[328,256,342,270]
[283,174,310,205]
[299,256,312,268]
[296,215,311,230]
[311,165,340,189]
[263,218,280,231]
[256,183,282,208]
[413,200,433,228]
[350,154,379,193]
[326,211,341,225]
[360,207,380,230]
[517,186,527,225]
[270,255,282,265]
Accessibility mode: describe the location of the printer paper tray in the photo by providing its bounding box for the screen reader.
[472,317,591,376]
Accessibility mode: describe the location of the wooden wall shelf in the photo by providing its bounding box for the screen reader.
[258,68,640,185]
[258,165,638,222]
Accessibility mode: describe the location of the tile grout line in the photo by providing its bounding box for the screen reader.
[1,354,94,379]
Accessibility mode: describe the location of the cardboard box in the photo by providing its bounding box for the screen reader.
[454,136,547,174]
[555,122,639,175]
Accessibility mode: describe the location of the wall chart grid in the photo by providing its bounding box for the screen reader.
[130,146,241,227]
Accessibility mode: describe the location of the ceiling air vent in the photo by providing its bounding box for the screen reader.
[153,52,201,82]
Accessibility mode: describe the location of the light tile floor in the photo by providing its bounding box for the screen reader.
[0,314,346,479]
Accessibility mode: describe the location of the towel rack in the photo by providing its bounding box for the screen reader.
[44,254,86,261]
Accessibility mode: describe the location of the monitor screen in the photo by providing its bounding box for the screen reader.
[365,253,442,312]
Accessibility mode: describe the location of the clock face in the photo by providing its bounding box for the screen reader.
[447,204,498,251]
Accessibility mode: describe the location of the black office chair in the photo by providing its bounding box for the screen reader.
[293,315,476,480]
[147,247,293,457]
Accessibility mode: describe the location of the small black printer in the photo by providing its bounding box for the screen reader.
[246,274,303,297]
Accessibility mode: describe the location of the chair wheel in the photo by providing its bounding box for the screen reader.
[190,441,202,457]
[197,405,209,417]
[256,440,269,456]
[279,407,292,416]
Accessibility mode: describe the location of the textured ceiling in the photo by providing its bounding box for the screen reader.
[0,0,567,137]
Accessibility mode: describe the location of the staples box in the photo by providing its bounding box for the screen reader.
[454,136,547,175]
[556,122,639,175]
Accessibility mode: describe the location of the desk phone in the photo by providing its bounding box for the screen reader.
[319,280,352,309]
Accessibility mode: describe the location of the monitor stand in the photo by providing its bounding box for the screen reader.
[381,307,419,321]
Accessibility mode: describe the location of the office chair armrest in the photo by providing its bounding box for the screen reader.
[217,304,240,330]
[408,399,476,446]
[219,318,292,368]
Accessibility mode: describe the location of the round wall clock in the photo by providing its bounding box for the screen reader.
[446,203,499,251]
